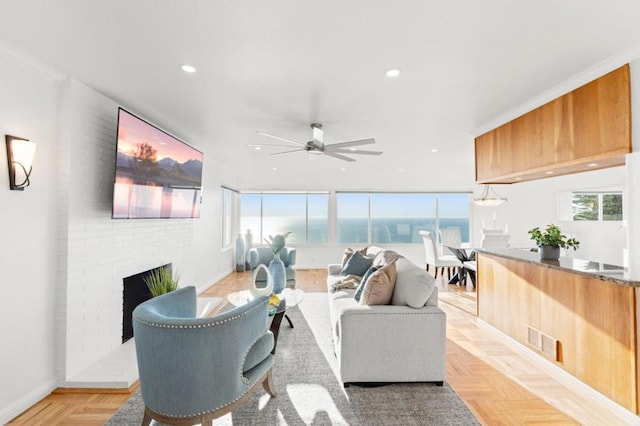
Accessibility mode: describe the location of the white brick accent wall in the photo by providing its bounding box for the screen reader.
[58,80,212,381]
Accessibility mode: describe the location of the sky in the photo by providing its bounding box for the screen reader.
[241,193,471,219]
[116,109,203,164]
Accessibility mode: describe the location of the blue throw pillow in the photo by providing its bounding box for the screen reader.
[339,251,373,277]
[354,265,379,302]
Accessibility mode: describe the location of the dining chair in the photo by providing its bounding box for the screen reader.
[481,233,510,250]
[419,230,462,280]
[438,227,462,256]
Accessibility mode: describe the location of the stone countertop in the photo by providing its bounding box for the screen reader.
[476,248,640,288]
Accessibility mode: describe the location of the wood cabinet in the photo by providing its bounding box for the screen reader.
[477,252,638,412]
[475,65,631,183]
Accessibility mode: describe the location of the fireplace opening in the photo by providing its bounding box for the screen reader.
[122,263,172,343]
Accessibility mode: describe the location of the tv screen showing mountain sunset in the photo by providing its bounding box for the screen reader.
[112,108,203,219]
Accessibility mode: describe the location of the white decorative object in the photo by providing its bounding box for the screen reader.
[249,264,273,297]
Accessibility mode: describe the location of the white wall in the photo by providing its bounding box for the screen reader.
[0,47,62,421]
[0,49,235,422]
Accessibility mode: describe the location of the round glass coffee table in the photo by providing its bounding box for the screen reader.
[227,288,305,353]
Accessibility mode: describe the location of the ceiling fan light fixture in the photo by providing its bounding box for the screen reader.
[473,184,507,207]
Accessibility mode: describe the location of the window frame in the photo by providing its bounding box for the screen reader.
[571,191,623,222]
[221,186,239,248]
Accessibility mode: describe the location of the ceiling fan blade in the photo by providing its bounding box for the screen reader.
[332,149,382,155]
[270,148,306,156]
[256,131,305,147]
[322,151,356,162]
[324,138,376,149]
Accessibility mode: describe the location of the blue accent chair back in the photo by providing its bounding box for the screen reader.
[132,286,276,426]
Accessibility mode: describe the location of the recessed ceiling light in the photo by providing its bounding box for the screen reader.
[349,148,357,151]
[272,167,278,171]
[180,64,197,73]
[587,163,598,167]
[385,68,401,78]
[430,148,438,153]
[254,146,262,150]
[340,167,346,171]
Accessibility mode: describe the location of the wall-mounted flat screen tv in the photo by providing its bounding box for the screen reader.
[112,108,203,219]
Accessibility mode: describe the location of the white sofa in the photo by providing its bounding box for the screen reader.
[327,247,446,386]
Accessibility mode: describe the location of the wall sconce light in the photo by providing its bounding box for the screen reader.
[5,135,36,191]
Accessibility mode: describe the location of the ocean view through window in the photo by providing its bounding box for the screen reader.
[240,192,329,244]
[240,191,470,245]
[338,192,470,244]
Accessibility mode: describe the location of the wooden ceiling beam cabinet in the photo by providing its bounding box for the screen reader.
[475,65,631,184]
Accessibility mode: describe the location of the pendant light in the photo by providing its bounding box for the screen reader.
[473,184,507,206]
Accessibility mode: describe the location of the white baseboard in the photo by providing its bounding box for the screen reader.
[0,379,57,424]
[476,318,640,425]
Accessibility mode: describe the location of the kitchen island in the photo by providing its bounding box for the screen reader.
[477,249,640,413]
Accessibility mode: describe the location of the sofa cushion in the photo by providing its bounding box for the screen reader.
[354,265,379,302]
[360,261,397,306]
[371,249,403,268]
[341,246,368,267]
[391,258,435,308]
[339,250,373,276]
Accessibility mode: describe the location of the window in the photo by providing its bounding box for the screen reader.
[370,193,436,244]
[337,193,369,243]
[240,193,329,244]
[572,192,622,221]
[221,186,239,247]
[336,192,470,244]
[438,193,471,242]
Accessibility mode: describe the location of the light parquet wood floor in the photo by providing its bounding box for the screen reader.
[8,269,634,425]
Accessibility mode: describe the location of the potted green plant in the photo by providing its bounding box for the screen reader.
[143,265,180,297]
[527,224,580,260]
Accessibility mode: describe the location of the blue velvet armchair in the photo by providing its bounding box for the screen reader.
[132,286,276,426]
[249,247,297,288]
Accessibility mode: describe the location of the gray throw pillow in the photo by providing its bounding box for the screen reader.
[339,251,373,277]
[354,265,380,301]
[391,258,435,308]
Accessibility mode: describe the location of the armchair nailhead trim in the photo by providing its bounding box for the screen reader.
[240,333,265,385]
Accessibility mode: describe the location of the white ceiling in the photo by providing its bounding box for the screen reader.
[1,0,640,190]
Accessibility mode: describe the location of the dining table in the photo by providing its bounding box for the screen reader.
[445,245,476,286]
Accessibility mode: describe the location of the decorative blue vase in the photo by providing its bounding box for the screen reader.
[244,229,253,270]
[235,234,245,272]
[269,251,286,294]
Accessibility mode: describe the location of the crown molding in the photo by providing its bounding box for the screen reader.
[0,40,66,82]
[472,45,640,137]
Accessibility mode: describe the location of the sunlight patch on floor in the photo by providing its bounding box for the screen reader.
[287,383,347,425]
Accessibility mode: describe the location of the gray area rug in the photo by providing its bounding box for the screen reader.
[107,293,479,425]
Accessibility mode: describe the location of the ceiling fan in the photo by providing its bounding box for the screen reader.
[249,123,382,162]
